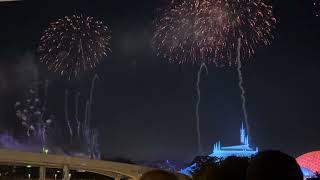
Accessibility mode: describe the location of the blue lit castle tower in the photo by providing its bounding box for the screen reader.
[180,123,258,176]
[209,123,258,159]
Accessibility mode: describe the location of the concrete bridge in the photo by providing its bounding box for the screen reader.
[0,149,189,180]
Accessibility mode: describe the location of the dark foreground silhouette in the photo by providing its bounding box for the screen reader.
[140,170,179,180]
[247,150,303,180]
[192,156,249,180]
[192,150,304,180]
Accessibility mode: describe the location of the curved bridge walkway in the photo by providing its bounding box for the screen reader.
[0,149,189,180]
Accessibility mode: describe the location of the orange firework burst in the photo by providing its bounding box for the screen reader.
[152,0,276,65]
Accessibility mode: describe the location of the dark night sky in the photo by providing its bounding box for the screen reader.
[0,0,320,162]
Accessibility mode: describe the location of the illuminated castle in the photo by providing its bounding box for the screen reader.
[180,123,258,176]
[209,123,258,159]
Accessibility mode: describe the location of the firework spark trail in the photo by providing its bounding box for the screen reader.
[84,100,89,131]
[84,100,92,157]
[42,125,46,148]
[88,74,99,127]
[75,92,81,137]
[236,38,250,138]
[41,80,49,147]
[64,90,73,142]
[196,62,208,155]
[83,74,100,158]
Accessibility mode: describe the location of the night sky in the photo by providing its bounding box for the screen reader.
[0,0,320,162]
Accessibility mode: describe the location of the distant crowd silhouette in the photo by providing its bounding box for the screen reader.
[141,150,319,180]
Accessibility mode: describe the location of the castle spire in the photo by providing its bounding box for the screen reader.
[240,122,245,144]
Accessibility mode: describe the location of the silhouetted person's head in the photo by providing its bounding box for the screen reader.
[192,156,249,180]
[247,150,303,180]
[215,156,249,180]
[140,170,179,180]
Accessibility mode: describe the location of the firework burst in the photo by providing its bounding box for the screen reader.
[152,0,276,65]
[153,0,276,150]
[15,81,54,148]
[38,15,111,77]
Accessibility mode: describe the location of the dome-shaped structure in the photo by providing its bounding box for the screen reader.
[300,167,315,177]
[296,151,320,174]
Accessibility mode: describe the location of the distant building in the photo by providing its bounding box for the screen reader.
[209,123,258,159]
[180,123,258,176]
[296,151,320,178]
